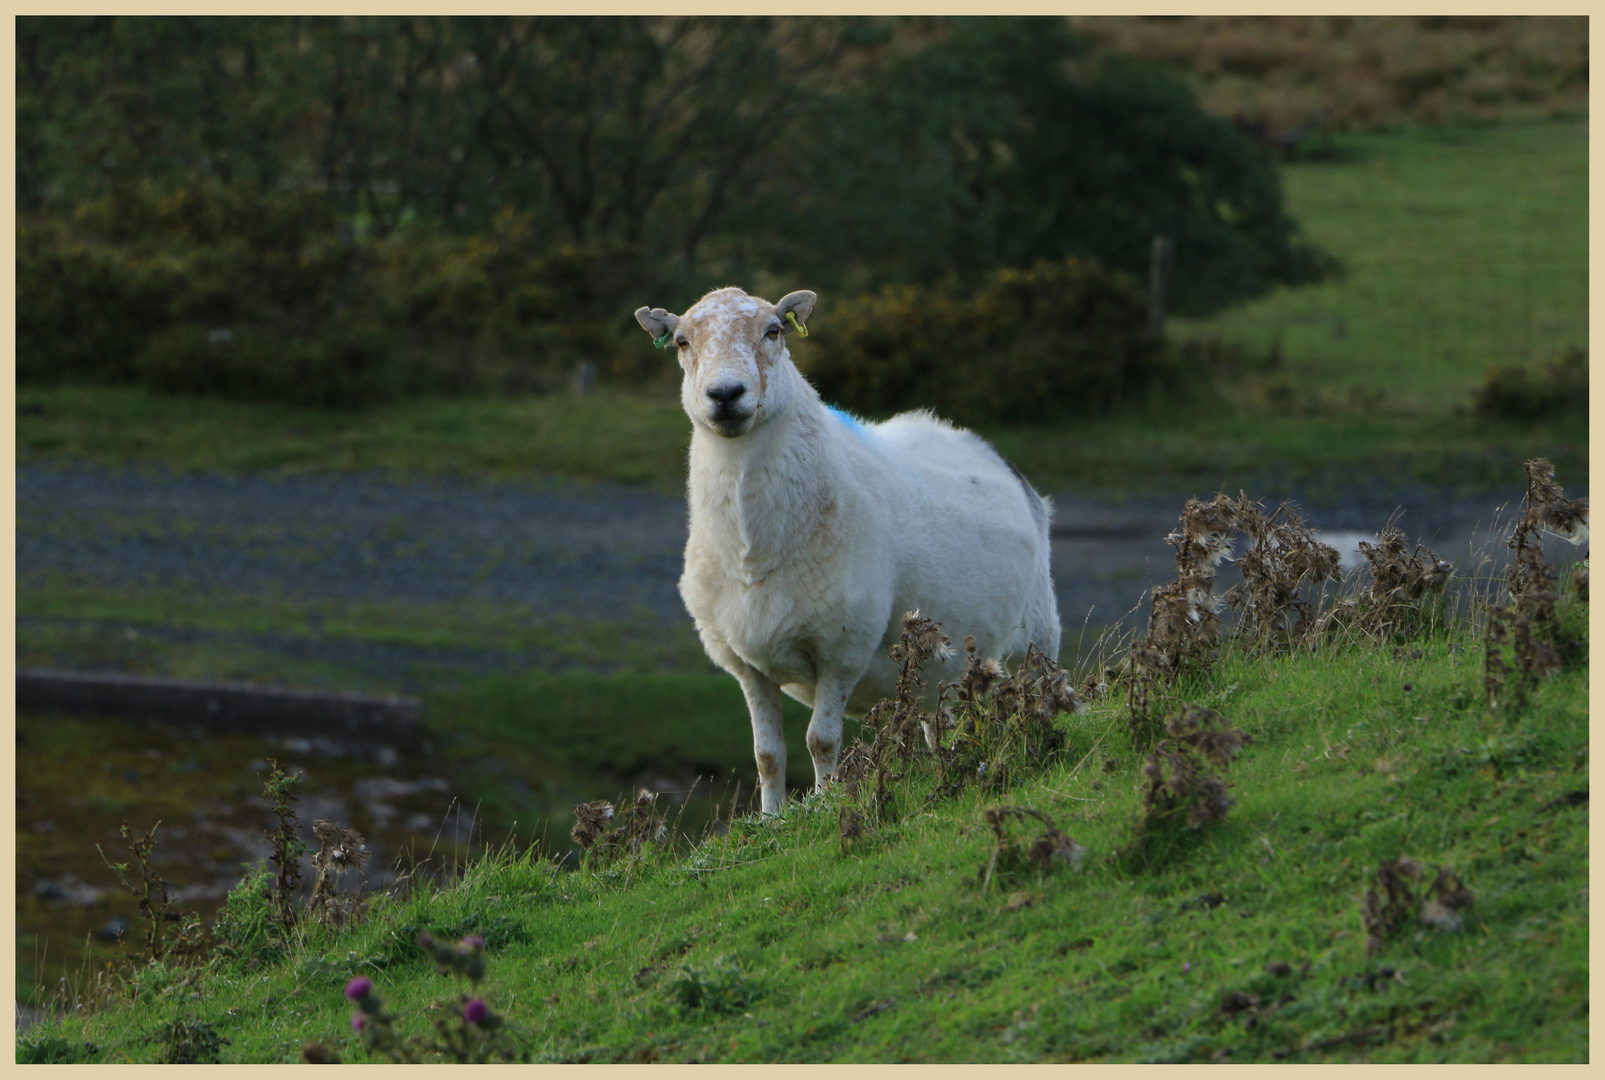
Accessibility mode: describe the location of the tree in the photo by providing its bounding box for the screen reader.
[775,17,1338,315]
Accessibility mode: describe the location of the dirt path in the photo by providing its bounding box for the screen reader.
[19,463,1580,681]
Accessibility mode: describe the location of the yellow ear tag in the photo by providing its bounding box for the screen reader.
[785,311,809,338]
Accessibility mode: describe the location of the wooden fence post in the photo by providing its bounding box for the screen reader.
[1148,235,1173,339]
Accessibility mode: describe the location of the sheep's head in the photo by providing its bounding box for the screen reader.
[635,287,816,439]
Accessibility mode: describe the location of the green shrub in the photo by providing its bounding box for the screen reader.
[16,1035,100,1064]
[210,864,285,970]
[668,957,761,1015]
[18,186,652,408]
[149,1019,229,1065]
[798,258,1167,424]
[1471,346,1588,420]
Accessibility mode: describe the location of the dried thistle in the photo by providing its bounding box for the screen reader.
[1486,458,1585,705]
[979,806,1086,889]
[1228,497,1342,647]
[1127,494,1252,740]
[838,806,864,855]
[1140,705,1247,832]
[837,612,954,821]
[570,800,616,853]
[1348,527,1454,642]
[955,635,1006,705]
[1361,859,1474,951]
[1420,867,1475,931]
[1361,857,1422,954]
[1523,457,1589,546]
[571,790,666,868]
[1166,704,1249,769]
[1124,642,1167,746]
[309,819,369,927]
[613,789,669,855]
[927,639,1080,805]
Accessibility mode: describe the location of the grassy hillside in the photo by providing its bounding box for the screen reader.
[1173,119,1587,410]
[1075,16,1588,132]
[19,569,1588,1061]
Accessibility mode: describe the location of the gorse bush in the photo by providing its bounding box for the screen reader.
[800,258,1167,424]
[1471,347,1588,421]
[18,186,654,408]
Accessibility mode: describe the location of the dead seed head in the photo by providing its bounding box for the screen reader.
[1140,705,1246,831]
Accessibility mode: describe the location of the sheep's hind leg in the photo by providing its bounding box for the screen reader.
[805,673,854,794]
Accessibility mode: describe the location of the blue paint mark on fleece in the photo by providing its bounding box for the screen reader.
[827,405,869,439]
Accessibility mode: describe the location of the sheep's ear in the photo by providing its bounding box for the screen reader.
[634,307,680,344]
[774,290,816,333]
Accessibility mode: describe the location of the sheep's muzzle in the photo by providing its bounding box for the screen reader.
[704,382,755,437]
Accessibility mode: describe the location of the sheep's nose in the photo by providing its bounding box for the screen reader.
[707,382,747,405]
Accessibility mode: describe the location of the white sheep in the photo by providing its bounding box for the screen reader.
[635,286,1060,815]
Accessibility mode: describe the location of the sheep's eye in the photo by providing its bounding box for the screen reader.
[765,324,781,340]
[676,338,689,349]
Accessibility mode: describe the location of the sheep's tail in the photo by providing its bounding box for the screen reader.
[1005,459,1052,540]
[1004,461,1061,661]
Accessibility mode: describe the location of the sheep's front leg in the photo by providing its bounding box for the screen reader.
[732,665,788,816]
[805,672,854,793]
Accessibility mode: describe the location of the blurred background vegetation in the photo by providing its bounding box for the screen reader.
[17,14,1586,422]
[18,14,1343,412]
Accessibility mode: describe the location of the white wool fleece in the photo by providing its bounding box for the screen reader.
[636,286,1060,815]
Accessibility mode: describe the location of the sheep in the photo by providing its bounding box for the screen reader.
[635,286,1060,815]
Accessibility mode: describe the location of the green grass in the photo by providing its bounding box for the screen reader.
[17,385,694,496]
[1174,118,1588,409]
[16,383,1587,501]
[19,597,1587,1063]
[432,670,828,827]
[17,579,708,684]
[990,407,1586,501]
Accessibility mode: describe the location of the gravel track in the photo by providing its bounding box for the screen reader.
[18,464,689,619]
[18,463,1585,684]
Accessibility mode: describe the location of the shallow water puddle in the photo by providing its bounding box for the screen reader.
[16,711,486,1006]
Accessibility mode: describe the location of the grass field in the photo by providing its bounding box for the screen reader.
[17,586,1588,1062]
[15,380,1588,504]
[1173,118,1587,410]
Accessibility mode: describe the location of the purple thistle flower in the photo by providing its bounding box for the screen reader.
[345,977,373,1001]
[351,1013,367,1032]
[463,999,489,1025]
[461,934,486,952]
[1182,962,1192,974]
